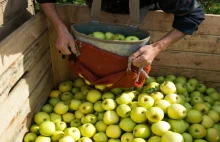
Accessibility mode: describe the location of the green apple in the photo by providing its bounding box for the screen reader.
[195,83,207,93]
[185,82,195,93]
[95,121,108,132]
[156,76,165,84]
[93,132,108,141]
[148,136,161,142]
[95,84,106,91]
[83,114,97,124]
[119,118,136,132]
[213,124,220,131]
[79,102,94,114]
[110,88,123,95]
[73,78,86,87]
[78,137,93,142]
[133,124,151,139]
[34,112,50,125]
[30,124,40,134]
[193,139,207,142]
[145,77,156,85]
[59,136,74,142]
[94,101,105,112]
[116,104,131,118]
[174,76,187,84]
[206,87,217,95]
[151,121,171,136]
[168,119,186,134]
[81,86,90,95]
[69,99,81,110]
[70,119,82,127]
[125,36,139,41]
[211,105,220,114]
[130,138,146,142]
[167,104,187,119]
[201,115,214,128]
[105,32,114,40]
[60,92,74,101]
[59,82,72,92]
[35,136,51,142]
[130,107,147,123]
[213,101,220,106]
[39,121,56,136]
[50,90,62,98]
[161,131,183,142]
[49,97,61,106]
[142,82,159,93]
[182,133,193,142]
[102,99,117,111]
[62,112,75,123]
[204,102,212,109]
[96,112,104,121]
[92,31,105,39]
[188,78,198,86]
[51,131,64,141]
[165,75,176,82]
[86,89,102,103]
[121,133,134,142]
[185,109,202,124]
[193,103,209,114]
[188,124,206,139]
[64,127,81,141]
[207,110,220,123]
[184,121,190,131]
[106,125,122,138]
[150,92,164,101]
[116,93,132,105]
[146,107,164,122]
[154,100,171,113]
[74,110,85,119]
[203,96,214,105]
[24,132,37,142]
[111,34,125,40]
[50,113,62,123]
[54,102,69,115]
[129,101,139,109]
[41,104,53,113]
[55,121,67,131]
[138,94,154,109]
[190,91,202,98]
[190,96,204,105]
[164,93,182,104]
[183,102,192,110]
[206,128,220,142]
[102,92,115,100]
[71,87,80,94]
[175,83,187,95]
[103,110,119,125]
[160,81,176,95]
[209,92,220,101]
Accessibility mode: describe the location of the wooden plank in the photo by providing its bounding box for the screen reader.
[153,51,220,71]
[0,49,51,138]
[0,31,49,107]
[0,12,47,76]
[0,67,53,142]
[149,31,220,54]
[150,65,220,83]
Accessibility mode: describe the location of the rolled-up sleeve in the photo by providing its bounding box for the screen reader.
[36,0,56,3]
[159,0,205,35]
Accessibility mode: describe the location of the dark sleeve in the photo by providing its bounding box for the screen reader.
[159,0,205,35]
[36,0,56,3]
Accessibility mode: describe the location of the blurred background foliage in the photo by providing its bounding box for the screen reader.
[34,0,220,14]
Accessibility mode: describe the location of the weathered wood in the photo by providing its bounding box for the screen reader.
[149,31,220,54]
[0,31,49,107]
[153,51,220,71]
[150,65,220,83]
[0,12,47,76]
[0,67,53,142]
[0,49,51,138]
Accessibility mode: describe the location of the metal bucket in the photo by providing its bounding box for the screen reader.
[71,22,150,57]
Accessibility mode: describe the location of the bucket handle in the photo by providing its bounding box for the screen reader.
[90,0,150,25]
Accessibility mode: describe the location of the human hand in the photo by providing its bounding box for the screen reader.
[55,26,76,55]
[129,43,163,67]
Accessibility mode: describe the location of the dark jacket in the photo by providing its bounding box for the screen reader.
[37,0,205,35]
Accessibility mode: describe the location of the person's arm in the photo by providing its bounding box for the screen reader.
[130,0,205,67]
[37,1,76,54]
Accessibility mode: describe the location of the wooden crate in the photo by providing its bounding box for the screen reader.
[0,4,219,142]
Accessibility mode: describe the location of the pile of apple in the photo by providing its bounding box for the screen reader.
[89,31,140,41]
[23,75,220,142]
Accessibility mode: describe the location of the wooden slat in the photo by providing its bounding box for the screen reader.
[150,65,220,83]
[0,31,49,107]
[0,12,47,76]
[0,67,53,142]
[0,49,51,138]
[153,51,220,71]
[149,31,220,54]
